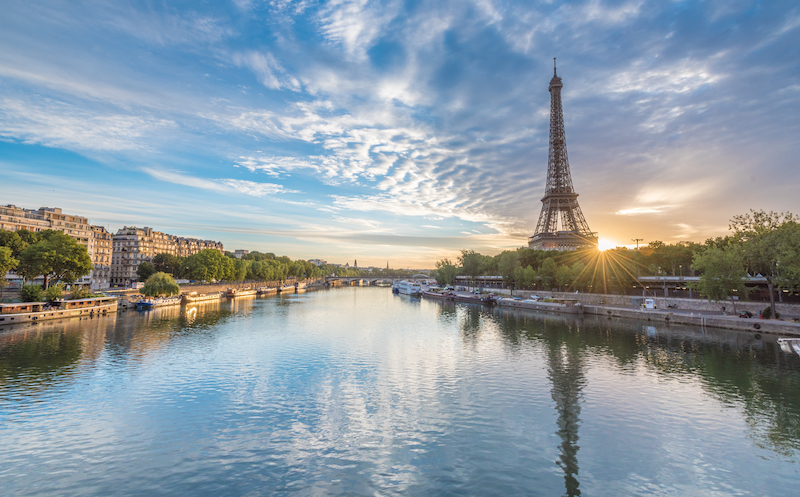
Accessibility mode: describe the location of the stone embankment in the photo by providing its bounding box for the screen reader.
[485,288,800,336]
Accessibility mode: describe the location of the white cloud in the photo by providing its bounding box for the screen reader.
[0,98,175,151]
[143,168,297,197]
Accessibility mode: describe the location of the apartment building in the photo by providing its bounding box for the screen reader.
[90,226,112,290]
[110,226,223,286]
[0,204,96,287]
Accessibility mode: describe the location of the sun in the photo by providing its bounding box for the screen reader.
[597,238,619,251]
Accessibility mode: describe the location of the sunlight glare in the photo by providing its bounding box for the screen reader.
[597,238,618,251]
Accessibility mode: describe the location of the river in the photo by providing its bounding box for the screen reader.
[1,287,798,496]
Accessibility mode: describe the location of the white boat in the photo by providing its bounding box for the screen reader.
[396,280,422,295]
[778,338,800,356]
[137,296,182,309]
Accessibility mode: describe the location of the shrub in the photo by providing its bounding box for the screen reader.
[69,286,89,300]
[762,306,781,319]
[44,284,63,303]
[20,284,44,302]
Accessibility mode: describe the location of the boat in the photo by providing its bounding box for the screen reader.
[421,290,455,301]
[226,288,257,298]
[453,292,495,305]
[0,296,118,326]
[778,338,800,356]
[257,287,278,295]
[277,285,295,293]
[136,296,182,309]
[496,297,582,314]
[295,282,307,290]
[396,280,423,295]
[182,292,223,304]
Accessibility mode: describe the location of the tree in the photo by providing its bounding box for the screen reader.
[16,231,92,288]
[0,246,19,302]
[434,258,458,286]
[136,262,156,282]
[539,258,558,290]
[44,283,64,303]
[689,246,749,304]
[0,230,28,258]
[730,210,799,319]
[497,251,521,290]
[152,253,184,276]
[20,283,44,302]
[141,272,181,297]
[186,249,229,282]
[458,250,484,288]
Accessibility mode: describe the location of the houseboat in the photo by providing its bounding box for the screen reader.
[182,292,223,304]
[496,297,583,314]
[396,280,423,295]
[226,288,258,298]
[0,296,118,326]
[421,289,455,301]
[257,287,278,295]
[136,296,182,309]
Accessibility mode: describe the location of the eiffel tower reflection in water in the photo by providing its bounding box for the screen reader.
[546,329,585,497]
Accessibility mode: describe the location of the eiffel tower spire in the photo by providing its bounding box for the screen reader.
[529,60,598,251]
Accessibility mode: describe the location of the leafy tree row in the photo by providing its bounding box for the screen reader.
[136,250,414,284]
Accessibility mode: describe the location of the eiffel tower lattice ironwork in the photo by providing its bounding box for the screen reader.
[529,60,598,251]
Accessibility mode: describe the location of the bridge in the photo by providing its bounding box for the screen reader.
[323,275,433,287]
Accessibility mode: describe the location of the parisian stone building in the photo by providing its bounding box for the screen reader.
[109,226,223,285]
[0,204,105,288]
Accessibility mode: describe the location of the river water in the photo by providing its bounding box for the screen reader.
[1,287,798,496]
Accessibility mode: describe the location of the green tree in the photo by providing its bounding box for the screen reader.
[20,283,44,302]
[136,261,156,282]
[15,229,40,246]
[730,210,799,319]
[0,246,19,302]
[539,258,558,290]
[0,230,28,258]
[497,251,521,290]
[555,264,573,291]
[44,283,64,303]
[152,253,184,276]
[458,250,484,288]
[689,246,749,303]
[434,258,458,285]
[141,272,181,297]
[186,249,229,282]
[69,286,89,300]
[16,231,92,288]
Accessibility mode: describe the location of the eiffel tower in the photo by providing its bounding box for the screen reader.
[529,60,598,251]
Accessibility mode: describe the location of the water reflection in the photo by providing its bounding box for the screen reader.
[493,306,800,469]
[1,289,799,496]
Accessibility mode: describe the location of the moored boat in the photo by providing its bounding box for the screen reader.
[396,280,422,295]
[257,287,278,295]
[421,290,455,301]
[226,288,257,298]
[182,292,223,304]
[0,296,118,326]
[496,297,582,314]
[778,338,800,356]
[137,296,182,309]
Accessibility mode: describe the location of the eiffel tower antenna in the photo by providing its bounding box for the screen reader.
[529,61,598,251]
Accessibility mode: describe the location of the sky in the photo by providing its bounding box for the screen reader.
[1,0,798,268]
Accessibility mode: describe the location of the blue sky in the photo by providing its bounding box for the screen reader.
[1,0,798,267]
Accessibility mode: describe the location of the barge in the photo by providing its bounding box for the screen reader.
[137,296,182,309]
[182,292,223,304]
[496,297,583,314]
[226,288,257,298]
[0,296,118,326]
